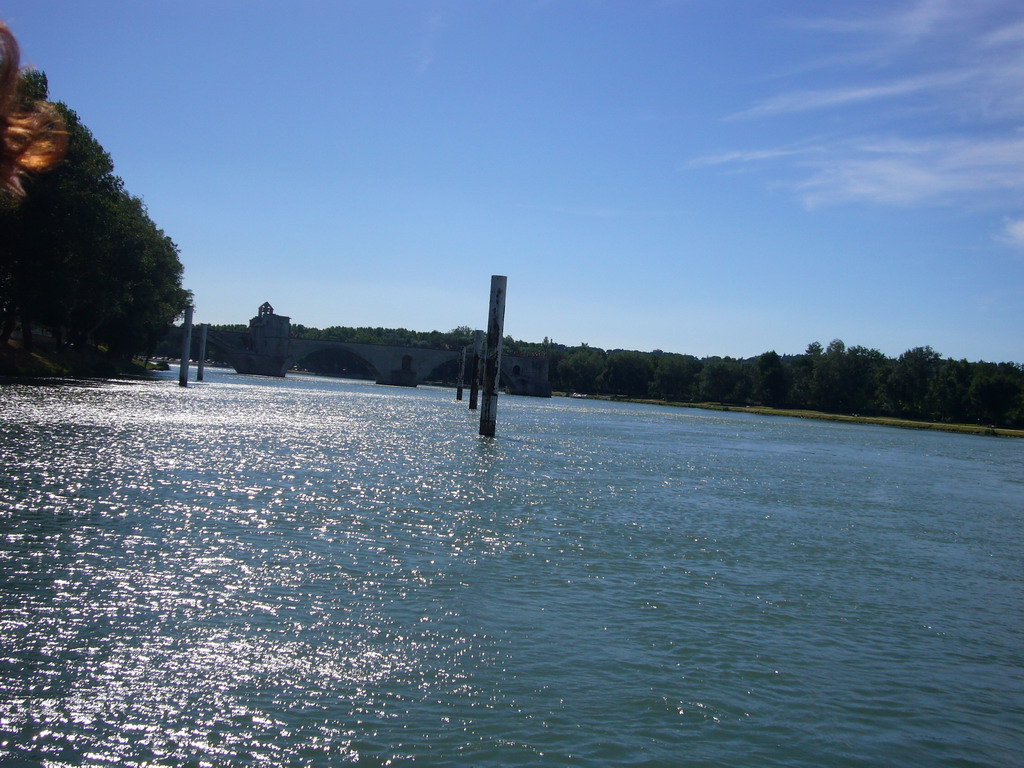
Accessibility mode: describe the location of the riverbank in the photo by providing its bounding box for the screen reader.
[0,339,156,378]
[562,393,1024,438]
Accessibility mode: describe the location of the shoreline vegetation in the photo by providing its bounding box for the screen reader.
[184,326,1024,432]
[0,339,160,378]
[4,340,1020,439]
[565,393,1024,439]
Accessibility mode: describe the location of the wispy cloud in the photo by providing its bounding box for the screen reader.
[687,146,815,167]
[775,0,981,74]
[996,217,1024,248]
[728,69,977,120]
[791,0,964,40]
[981,19,1024,47]
[701,0,1024,227]
[797,138,1024,208]
[701,135,1024,208]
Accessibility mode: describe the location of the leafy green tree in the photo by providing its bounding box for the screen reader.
[884,346,942,418]
[0,73,187,358]
[809,341,887,414]
[699,358,751,403]
[448,326,474,346]
[811,339,847,410]
[542,346,569,390]
[844,346,888,414]
[1,100,115,349]
[652,353,702,401]
[754,350,788,406]
[969,363,1023,427]
[557,345,605,393]
[93,194,189,357]
[927,359,973,423]
[789,342,822,408]
[597,351,653,397]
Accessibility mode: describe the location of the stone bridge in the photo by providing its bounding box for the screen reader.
[199,303,551,397]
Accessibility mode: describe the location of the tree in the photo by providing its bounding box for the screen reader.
[598,351,653,397]
[789,342,823,408]
[808,339,846,411]
[2,98,116,349]
[92,193,189,357]
[0,72,188,358]
[969,363,1023,427]
[884,346,942,418]
[652,353,702,401]
[699,358,751,404]
[927,358,973,423]
[843,345,888,414]
[808,341,887,414]
[754,350,788,406]
[557,346,605,393]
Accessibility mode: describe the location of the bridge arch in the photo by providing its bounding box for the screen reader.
[293,346,377,380]
[201,308,550,396]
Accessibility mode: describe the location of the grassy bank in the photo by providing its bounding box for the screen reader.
[0,340,155,379]
[562,393,1024,438]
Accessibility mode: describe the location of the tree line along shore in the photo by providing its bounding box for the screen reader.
[538,339,1024,433]
[178,326,1022,435]
[2,66,1020,435]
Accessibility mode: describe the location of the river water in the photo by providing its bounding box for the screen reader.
[1,368,1021,767]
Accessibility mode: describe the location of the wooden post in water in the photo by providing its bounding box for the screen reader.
[196,323,208,382]
[479,276,506,437]
[178,305,193,387]
[456,345,466,401]
[469,329,483,411]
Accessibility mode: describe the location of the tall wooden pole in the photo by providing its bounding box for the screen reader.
[468,329,483,410]
[456,345,466,400]
[479,276,506,437]
[178,305,193,387]
[196,323,208,382]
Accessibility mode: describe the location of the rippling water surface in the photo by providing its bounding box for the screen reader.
[1,369,1022,766]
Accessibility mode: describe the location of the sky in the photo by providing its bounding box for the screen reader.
[6,0,1024,362]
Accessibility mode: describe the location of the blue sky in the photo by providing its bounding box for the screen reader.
[7,1,1023,362]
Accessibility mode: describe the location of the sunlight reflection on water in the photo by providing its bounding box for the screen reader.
[1,370,1022,766]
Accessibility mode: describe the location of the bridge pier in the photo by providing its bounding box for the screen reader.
[382,353,418,386]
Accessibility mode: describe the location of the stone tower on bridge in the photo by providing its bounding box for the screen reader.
[233,302,293,376]
[204,302,552,396]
